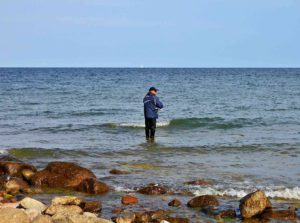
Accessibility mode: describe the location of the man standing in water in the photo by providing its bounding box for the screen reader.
[143,87,164,140]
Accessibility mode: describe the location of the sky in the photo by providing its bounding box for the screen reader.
[0,0,299,67]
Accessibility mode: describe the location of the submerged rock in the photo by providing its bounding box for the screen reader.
[261,207,296,220]
[239,190,271,218]
[121,195,138,205]
[216,209,236,219]
[168,199,182,207]
[185,179,211,186]
[0,207,30,223]
[110,169,129,175]
[138,184,167,195]
[187,195,219,208]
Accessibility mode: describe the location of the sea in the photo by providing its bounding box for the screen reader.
[0,68,299,221]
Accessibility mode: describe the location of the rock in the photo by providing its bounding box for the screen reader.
[121,195,138,205]
[0,207,30,223]
[52,196,82,206]
[0,161,37,178]
[187,195,219,208]
[52,213,112,223]
[261,208,296,220]
[32,215,53,223]
[45,204,83,216]
[30,161,96,188]
[81,200,102,213]
[165,217,189,223]
[138,184,167,195]
[83,212,98,218]
[168,199,181,207]
[116,212,135,223]
[24,208,41,221]
[4,177,30,194]
[110,169,129,175]
[76,178,109,194]
[0,202,20,208]
[216,209,236,219]
[239,190,271,218]
[20,197,46,212]
[185,179,210,185]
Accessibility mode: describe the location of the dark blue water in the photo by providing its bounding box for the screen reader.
[0,68,300,201]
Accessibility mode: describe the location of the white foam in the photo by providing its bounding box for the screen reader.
[119,121,170,128]
[113,185,135,192]
[192,186,300,200]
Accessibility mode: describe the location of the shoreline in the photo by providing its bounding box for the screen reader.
[0,155,299,223]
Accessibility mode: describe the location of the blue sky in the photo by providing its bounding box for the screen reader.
[0,0,299,67]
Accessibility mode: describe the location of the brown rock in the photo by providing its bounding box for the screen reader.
[116,212,135,223]
[168,199,182,207]
[44,204,83,216]
[261,208,296,220]
[30,161,96,188]
[216,209,236,219]
[165,216,189,223]
[121,195,138,205]
[185,179,210,186]
[76,178,109,194]
[239,190,271,218]
[138,184,167,195]
[187,195,219,208]
[81,200,102,213]
[0,161,36,178]
[4,177,30,194]
[0,207,30,223]
[110,169,129,175]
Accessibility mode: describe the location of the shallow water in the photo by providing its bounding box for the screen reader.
[1,68,300,221]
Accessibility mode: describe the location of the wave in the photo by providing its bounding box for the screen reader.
[191,186,300,200]
[103,117,266,130]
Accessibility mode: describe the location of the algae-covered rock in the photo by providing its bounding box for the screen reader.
[239,190,271,218]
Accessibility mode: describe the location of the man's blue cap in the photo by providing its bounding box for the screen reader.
[149,87,158,92]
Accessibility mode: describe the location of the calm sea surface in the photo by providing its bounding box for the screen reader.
[0,68,300,204]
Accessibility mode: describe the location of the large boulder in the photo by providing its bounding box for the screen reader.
[0,161,36,178]
[0,207,30,223]
[239,190,271,218]
[30,162,109,194]
[30,162,96,188]
[187,195,219,208]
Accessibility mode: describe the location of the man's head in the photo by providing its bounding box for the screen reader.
[149,87,158,95]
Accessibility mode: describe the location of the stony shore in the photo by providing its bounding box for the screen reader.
[0,156,298,223]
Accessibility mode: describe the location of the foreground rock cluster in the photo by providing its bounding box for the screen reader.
[0,160,109,195]
[0,196,111,223]
[0,158,298,223]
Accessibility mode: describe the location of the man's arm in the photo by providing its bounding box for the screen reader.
[154,96,163,109]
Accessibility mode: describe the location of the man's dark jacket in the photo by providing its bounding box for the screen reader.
[143,93,163,119]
